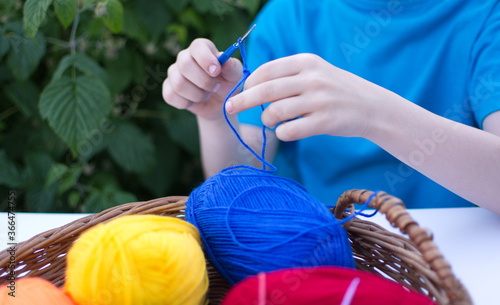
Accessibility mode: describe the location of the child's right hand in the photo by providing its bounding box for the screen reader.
[162,38,243,120]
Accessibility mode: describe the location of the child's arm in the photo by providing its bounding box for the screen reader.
[371,100,500,214]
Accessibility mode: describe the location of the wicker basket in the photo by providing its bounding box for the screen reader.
[0,189,471,305]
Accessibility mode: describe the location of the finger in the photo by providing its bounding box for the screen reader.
[244,55,305,89]
[275,115,319,142]
[261,96,310,129]
[162,77,194,110]
[177,50,221,93]
[167,64,211,102]
[190,38,222,77]
[226,76,303,114]
[220,57,243,83]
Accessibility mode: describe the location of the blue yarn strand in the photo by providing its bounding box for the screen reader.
[338,191,380,224]
[222,38,276,172]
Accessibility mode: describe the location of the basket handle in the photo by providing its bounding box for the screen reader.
[333,189,472,305]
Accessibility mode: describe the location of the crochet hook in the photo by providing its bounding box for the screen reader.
[218,24,257,66]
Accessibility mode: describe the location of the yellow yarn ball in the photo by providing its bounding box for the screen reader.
[64,215,208,305]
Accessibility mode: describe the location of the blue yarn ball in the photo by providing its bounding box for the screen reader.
[185,167,355,284]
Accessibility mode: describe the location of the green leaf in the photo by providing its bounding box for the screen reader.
[52,53,109,84]
[0,150,26,188]
[86,16,108,38]
[23,152,58,212]
[25,151,54,180]
[121,7,149,44]
[46,163,69,187]
[68,190,80,209]
[26,182,58,212]
[58,166,81,194]
[23,0,53,38]
[77,119,112,162]
[196,0,234,17]
[1,122,35,161]
[46,163,81,194]
[135,0,171,41]
[165,110,200,156]
[179,8,206,36]
[83,0,100,6]
[101,0,123,34]
[4,81,40,118]
[77,138,108,161]
[104,47,134,93]
[163,0,189,14]
[0,64,12,82]
[139,134,180,197]
[240,0,261,15]
[0,0,17,13]
[166,24,188,46]
[107,120,156,174]
[130,51,146,84]
[87,171,119,189]
[39,76,112,153]
[5,22,46,81]
[23,152,59,212]
[191,0,215,13]
[0,28,10,60]
[27,121,68,157]
[83,185,137,213]
[54,0,77,29]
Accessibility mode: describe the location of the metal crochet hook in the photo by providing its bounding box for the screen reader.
[218,24,257,65]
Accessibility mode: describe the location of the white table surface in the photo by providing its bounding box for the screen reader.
[1,207,499,305]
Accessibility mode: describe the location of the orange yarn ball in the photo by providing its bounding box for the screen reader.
[0,277,75,305]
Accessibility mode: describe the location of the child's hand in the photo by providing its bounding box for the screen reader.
[225,53,400,141]
[163,38,243,120]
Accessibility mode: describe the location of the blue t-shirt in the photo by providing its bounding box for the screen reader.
[239,0,500,208]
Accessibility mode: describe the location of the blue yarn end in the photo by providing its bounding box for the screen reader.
[185,167,355,285]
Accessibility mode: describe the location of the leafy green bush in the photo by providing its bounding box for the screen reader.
[0,0,266,213]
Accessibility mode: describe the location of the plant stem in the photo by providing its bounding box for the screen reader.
[69,10,81,55]
[46,37,70,48]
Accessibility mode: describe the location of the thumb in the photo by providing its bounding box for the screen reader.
[219,54,243,83]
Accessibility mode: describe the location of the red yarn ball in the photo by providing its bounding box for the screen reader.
[222,267,437,305]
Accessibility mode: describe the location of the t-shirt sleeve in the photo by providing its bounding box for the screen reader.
[469,4,500,129]
[238,0,297,127]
